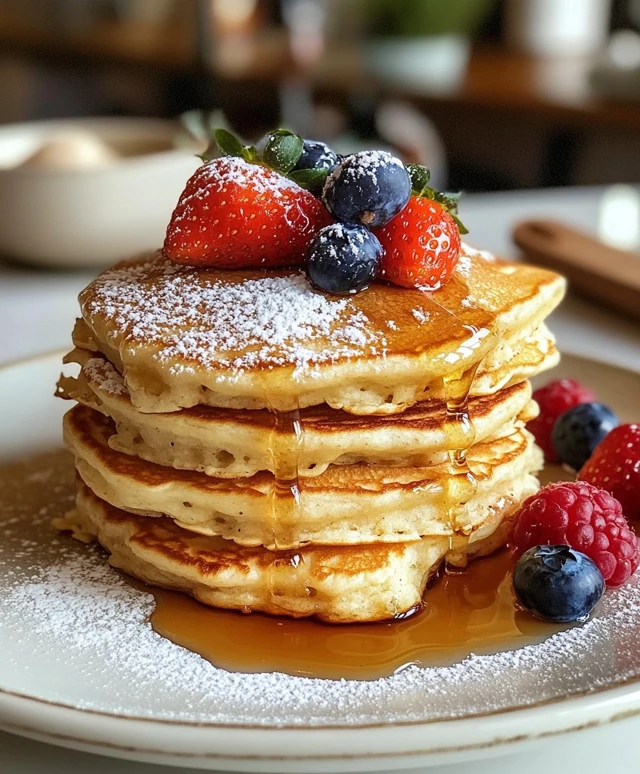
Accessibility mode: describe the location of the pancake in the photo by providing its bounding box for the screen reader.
[73,244,565,414]
[63,405,542,549]
[59,354,537,478]
[63,482,517,623]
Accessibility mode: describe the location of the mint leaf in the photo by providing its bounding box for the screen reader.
[262,130,304,174]
[434,190,461,215]
[407,164,431,196]
[242,145,259,163]
[214,128,246,158]
[451,213,469,235]
[289,167,329,192]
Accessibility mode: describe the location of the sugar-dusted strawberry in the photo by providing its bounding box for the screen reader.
[579,424,640,521]
[163,130,332,269]
[374,165,466,290]
[376,197,461,289]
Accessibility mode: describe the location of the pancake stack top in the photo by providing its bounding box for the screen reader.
[56,135,565,623]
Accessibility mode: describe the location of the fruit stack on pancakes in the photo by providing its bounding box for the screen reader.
[56,129,571,623]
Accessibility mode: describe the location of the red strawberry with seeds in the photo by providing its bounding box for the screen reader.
[579,424,640,521]
[163,156,332,269]
[373,166,466,291]
[376,196,461,290]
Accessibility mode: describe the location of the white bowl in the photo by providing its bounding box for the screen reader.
[0,117,201,268]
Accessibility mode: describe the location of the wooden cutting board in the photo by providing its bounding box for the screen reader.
[513,219,640,321]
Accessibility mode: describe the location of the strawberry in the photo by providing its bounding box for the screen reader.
[376,197,462,289]
[374,165,466,290]
[163,130,332,269]
[579,424,640,521]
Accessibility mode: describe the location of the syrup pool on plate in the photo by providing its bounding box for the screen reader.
[140,431,572,681]
[0,449,571,682]
[147,549,570,680]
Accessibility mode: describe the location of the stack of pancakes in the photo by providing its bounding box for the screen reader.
[57,245,565,622]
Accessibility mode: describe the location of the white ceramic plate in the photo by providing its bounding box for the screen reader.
[1,352,640,773]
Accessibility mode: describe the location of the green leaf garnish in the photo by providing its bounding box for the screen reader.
[289,167,329,192]
[434,190,461,215]
[451,213,469,235]
[214,128,247,158]
[407,164,468,234]
[262,129,304,175]
[243,145,259,163]
[407,164,431,196]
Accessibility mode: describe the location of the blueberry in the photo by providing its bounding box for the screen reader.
[293,140,339,172]
[322,150,411,228]
[513,545,605,623]
[552,402,618,471]
[307,223,382,295]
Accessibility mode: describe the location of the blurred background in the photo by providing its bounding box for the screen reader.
[2,0,640,193]
[1,0,640,370]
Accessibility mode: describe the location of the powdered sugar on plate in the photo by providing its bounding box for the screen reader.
[83,257,385,377]
[3,451,640,727]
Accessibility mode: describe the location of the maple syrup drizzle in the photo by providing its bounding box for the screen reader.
[265,402,317,612]
[147,549,569,680]
[265,406,303,551]
[427,322,493,551]
[442,361,481,492]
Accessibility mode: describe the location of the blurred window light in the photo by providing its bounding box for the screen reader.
[608,30,640,70]
[282,0,324,33]
[212,0,258,29]
[598,185,640,251]
[281,0,326,65]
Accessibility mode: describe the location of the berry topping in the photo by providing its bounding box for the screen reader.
[580,424,640,521]
[163,156,332,269]
[510,481,639,588]
[164,127,470,295]
[552,402,618,471]
[376,196,461,289]
[322,150,411,228]
[307,223,382,295]
[163,128,332,269]
[529,379,596,462]
[513,545,605,623]
[293,139,339,173]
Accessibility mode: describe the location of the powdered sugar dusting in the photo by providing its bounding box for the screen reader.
[461,242,495,263]
[323,150,405,196]
[3,454,640,726]
[182,156,305,204]
[412,307,431,324]
[84,358,126,396]
[83,257,385,377]
[455,254,473,278]
[455,243,495,280]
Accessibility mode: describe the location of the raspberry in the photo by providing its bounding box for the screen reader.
[510,481,639,588]
[528,379,596,462]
